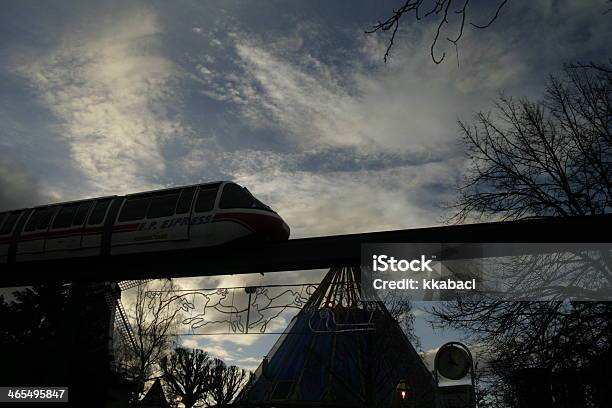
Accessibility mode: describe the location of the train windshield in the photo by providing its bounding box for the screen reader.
[219,183,272,211]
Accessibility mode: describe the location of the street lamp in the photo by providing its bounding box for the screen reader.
[396,379,411,400]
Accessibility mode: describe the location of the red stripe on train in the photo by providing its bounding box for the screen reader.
[3,223,139,242]
[213,212,286,239]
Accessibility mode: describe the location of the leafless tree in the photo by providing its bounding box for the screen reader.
[433,299,612,405]
[383,291,421,351]
[432,62,612,405]
[453,63,612,222]
[114,279,182,403]
[366,0,509,63]
[207,358,251,408]
[160,347,212,408]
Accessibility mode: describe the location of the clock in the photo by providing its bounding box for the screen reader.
[436,343,471,380]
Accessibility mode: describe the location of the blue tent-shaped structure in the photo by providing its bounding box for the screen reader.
[238,267,437,407]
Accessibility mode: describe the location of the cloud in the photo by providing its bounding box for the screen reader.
[211,149,458,237]
[16,7,185,196]
[181,338,200,349]
[203,334,261,347]
[183,26,528,237]
[180,0,611,241]
[179,335,263,371]
[0,159,56,211]
[191,30,518,155]
[180,338,237,360]
[180,337,260,370]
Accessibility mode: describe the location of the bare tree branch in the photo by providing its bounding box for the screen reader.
[208,359,251,407]
[366,0,509,63]
[448,63,612,223]
[470,0,508,29]
[114,280,182,404]
[435,62,612,405]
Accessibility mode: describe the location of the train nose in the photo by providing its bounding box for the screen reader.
[260,217,289,242]
[257,216,289,241]
[268,216,290,241]
[281,220,290,240]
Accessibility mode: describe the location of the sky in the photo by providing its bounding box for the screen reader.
[1,0,611,372]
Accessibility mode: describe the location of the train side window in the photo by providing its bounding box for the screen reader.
[52,204,79,229]
[25,209,43,232]
[176,187,196,214]
[35,207,56,230]
[88,199,111,225]
[72,201,93,226]
[118,196,151,222]
[195,185,220,212]
[147,191,180,219]
[0,211,21,235]
[0,213,6,232]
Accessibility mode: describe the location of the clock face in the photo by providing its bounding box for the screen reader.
[437,345,471,380]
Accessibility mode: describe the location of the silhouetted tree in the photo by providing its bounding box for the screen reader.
[160,347,211,408]
[207,358,251,408]
[433,62,612,406]
[114,280,182,404]
[453,64,612,221]
[0,284,69,385]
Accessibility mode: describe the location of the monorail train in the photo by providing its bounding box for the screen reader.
[0,181,290,264]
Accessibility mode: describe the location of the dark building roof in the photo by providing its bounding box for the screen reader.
[139,379,170,408]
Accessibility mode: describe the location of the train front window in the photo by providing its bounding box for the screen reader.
[195,185,219,212]
[147,191,180,219]
[248,193,271,211]
[219,183,270,210]
[0,212,20,235]
[52,204,79,229]
[119,196,152,222]
[88,199,111,225]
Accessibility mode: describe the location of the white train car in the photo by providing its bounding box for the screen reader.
[0,181,290,264]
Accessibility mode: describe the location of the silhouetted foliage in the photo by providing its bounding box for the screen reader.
[160,347,211,408]
[207,358,251,408]
[0,284,69,385]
